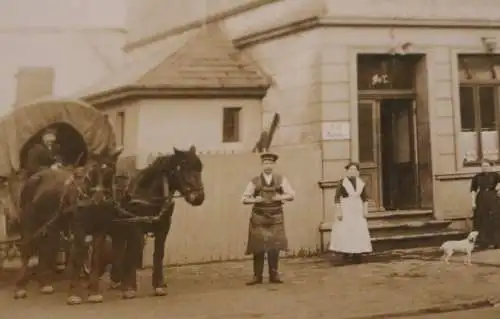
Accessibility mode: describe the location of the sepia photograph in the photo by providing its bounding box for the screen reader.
[0,0,500,318]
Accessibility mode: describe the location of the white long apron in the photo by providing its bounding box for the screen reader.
[329,177,373,254]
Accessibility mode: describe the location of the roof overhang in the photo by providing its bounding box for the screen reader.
[83,85,269,108]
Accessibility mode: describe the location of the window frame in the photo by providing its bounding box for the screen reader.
[458,54,500,166]
[222,107,241,143]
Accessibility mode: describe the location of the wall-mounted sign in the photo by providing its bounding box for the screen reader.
[322,121,350,141]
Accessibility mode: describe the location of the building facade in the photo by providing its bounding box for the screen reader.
[118,0,500,225]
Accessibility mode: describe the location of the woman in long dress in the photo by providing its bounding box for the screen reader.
[329,162,372,264]
[470,159,500,249]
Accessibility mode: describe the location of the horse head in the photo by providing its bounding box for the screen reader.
[145,145,205,206]
[77,146,124,205]
[170,145,205,206]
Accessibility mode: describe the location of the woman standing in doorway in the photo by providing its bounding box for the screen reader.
[329,162,373,264]
[470,159,500,250]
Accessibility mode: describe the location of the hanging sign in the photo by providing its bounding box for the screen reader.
[322,121,350,140]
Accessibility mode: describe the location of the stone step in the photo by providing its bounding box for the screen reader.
[367,209,434,221]
[372,229,469,252]
[369,220,453,237]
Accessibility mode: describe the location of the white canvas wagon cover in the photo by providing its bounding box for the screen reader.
[0,98,116,177]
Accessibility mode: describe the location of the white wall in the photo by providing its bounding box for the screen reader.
[134,99,262,167]
[0,0,127,115]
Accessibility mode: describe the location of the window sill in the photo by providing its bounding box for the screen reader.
[463,160,500,167]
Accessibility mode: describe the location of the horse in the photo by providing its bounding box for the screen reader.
[12,146,124,305]
[109,145,205,299]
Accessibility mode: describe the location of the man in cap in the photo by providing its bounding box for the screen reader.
[25,127,63,178]
[241,150,295,285]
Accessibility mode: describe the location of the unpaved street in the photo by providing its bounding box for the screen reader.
[1,249,500,319]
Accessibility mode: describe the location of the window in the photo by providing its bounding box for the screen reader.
[222,107,241,143]
[15,67,54,106]
[117,111,126,146]
[357,54,419,90]
[458,54,500,164]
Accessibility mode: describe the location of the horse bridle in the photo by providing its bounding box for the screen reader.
[71,162,115,205]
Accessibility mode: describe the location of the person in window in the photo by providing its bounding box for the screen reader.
[25,128,63,178]
[241,151,295,285]
[329,162,372,264]
[470,159,500,250]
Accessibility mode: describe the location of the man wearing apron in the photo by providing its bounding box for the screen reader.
[241,151,295,285]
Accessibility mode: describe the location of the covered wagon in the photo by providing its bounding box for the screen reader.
[0,98,117,269]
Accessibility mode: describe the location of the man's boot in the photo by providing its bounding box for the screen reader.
[246,253,264,285]
[268,250,283,284]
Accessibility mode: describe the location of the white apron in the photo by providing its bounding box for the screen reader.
[328,177,373,254]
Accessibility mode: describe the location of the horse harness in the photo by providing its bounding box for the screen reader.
[112,176,177,224]
[19,165,114,247]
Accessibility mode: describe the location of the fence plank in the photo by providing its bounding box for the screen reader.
[143,145,323,266]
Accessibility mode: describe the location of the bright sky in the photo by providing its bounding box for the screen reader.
[0,0,127,29]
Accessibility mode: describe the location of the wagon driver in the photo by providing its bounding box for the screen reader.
[25,127,63,178]
[241,150,295,285]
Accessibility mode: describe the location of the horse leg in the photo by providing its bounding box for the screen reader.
[109,231,126,289]
[37,230,59,295]
[121,227,142,300]
[14,244,34,299]
[66,229,86,305]
[152,229,168,296]
[87,233,106,303]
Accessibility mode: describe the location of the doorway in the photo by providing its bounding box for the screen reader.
[358,98,428,211]
[380,99,418,210]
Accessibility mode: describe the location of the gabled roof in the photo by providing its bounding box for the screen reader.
[78,24,271,106]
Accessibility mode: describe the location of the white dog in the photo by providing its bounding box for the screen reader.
[439,231,479,265]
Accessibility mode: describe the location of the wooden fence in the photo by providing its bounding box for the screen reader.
[0,145,324,266]
[142,145,323,266]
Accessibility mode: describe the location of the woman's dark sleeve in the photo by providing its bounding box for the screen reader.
[360,184,370,202]
[334,181,343,204]
[470,174,479,192]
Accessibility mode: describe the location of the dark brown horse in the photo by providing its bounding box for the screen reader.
[109,145,204,299]
[12,147,123,305]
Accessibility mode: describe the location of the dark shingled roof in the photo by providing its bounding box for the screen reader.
[77,24,270,102]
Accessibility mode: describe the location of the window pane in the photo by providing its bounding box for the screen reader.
[459,132,479,163]
[479,86,496,131]
[222,108,240,142]
[459,86,475,131]
[479,87,498,160]
[357,54,417,90]
[481,131,499,161]
[358,103,374,162]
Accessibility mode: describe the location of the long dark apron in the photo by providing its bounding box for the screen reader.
[245,176,288,255]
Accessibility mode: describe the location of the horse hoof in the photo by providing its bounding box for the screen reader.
[87,294,104,303]
[40,285,54,294]
[122,290,136,299]
[109,281,121,290]
[67,295,83,305]
[154,287,167,296]
[14,289,27,299]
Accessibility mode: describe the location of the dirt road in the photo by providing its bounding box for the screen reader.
[1,250,500,319]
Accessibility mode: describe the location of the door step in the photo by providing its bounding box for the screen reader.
[319,210,468,252]
[372,230,468,251]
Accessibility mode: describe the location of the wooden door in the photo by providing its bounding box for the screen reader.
[358,100,381,211]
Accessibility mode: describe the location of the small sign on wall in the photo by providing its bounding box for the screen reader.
[322,121,350,140]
